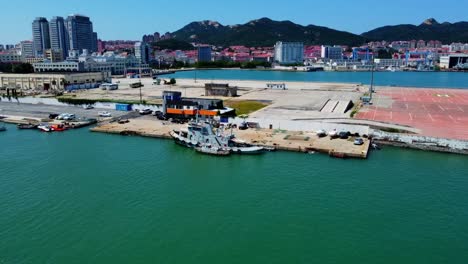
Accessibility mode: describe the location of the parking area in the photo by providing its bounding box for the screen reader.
[0,101,128,120]
[356,88,468,140]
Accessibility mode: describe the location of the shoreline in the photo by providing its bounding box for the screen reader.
[165,69,468,90]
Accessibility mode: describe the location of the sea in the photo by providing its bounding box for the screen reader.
[169,70,468,89]
[1,124,468,263]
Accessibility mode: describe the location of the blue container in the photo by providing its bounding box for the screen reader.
[116,104,132,111]
[220,117,229,123]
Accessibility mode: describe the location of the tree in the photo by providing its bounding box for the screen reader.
[12,63,34,73]
[169,78,176,85]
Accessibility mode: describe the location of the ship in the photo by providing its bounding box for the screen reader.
[170,120,266,155]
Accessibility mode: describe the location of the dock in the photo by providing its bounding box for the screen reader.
[91,117,370,159]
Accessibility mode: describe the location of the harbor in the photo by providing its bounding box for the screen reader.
[90,116,370,158]
[1,121,468,263]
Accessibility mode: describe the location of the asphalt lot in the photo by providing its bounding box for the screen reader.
[0,101,128,120]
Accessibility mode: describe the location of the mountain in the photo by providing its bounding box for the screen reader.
[170,18,367,47]
[362,18,468,43]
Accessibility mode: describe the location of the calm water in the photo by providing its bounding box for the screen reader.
[1,124,468,263]
[170,70,468,88]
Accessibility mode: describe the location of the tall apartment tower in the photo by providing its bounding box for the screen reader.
[135,42,151,64]
[65,15,96,53]
[274,42,304,64]
[49,16,68,60]
[32,17,51,56]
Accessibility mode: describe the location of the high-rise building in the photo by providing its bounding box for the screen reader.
[274,42,304,64]
[92,32,98,53]
[321,45,343,60]
[197,46,212,62]
[135,42,151,64]
[49,16,68,60]
[32,17,51,56]
[20,41,34,58]
[153,32,161,42]
[65,15,96,53]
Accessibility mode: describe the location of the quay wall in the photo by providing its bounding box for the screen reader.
[372,130,468,155]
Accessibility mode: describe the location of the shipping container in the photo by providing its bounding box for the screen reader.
[116,104,132,111]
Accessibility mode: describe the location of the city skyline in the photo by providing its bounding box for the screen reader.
[0,0,467,44]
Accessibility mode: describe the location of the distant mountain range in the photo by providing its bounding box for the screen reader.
[362,18,468,43]
[169,18,367,47]
[166,18,468,47]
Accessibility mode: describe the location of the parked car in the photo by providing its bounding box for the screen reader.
[49,113,59,119]
[354,138,364,145]
[339,131,350,139]
[239,122,248,130]
[139,108,153,115]
[83,105,94,110]
[63,114,76,121]
[154,111,168,120]
[98,111,112,117]
[56,113,75,121]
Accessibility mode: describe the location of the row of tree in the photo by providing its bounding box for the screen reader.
[0,63,34,74]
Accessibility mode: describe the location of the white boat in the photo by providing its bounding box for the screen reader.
[230,146,265,155]
[38,125,52,132]
[195,145,231,156]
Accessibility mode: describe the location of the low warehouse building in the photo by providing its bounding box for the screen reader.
[205,83,238,97]
[0,72,111,92]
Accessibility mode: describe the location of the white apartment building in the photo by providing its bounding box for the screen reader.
[274,42,304,64]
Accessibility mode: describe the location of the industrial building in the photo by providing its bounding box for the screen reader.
[205,83,238,97]
[439,54,468,69]
[0,72,110,92]
[321,45,343,60]
[162,91,234,118]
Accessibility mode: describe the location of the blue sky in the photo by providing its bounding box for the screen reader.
[1,0,466,44]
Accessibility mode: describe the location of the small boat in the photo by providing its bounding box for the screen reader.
[230,146,265,155]
[50,124,67,132]
[0,126,6,132]
[38,124,52,132]
[17,123,38,129]
[195,145,231,156]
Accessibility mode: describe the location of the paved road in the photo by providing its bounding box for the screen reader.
[0,101,128,120]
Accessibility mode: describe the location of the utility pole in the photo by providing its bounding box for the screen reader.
[370,59,375,100]
[139,61,142,104]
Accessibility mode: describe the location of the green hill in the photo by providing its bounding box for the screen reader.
[170,18,367,47]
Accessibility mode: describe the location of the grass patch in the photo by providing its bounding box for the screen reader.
[224,100,268,116]
[350,102,362,118]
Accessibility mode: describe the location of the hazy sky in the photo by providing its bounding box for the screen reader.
[1,0,466,44]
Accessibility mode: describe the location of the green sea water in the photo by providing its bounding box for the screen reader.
[1,124,468,263]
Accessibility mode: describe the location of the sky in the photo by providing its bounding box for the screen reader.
[1,0,467,44]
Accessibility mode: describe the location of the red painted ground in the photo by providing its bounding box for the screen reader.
[356,88,468,140]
